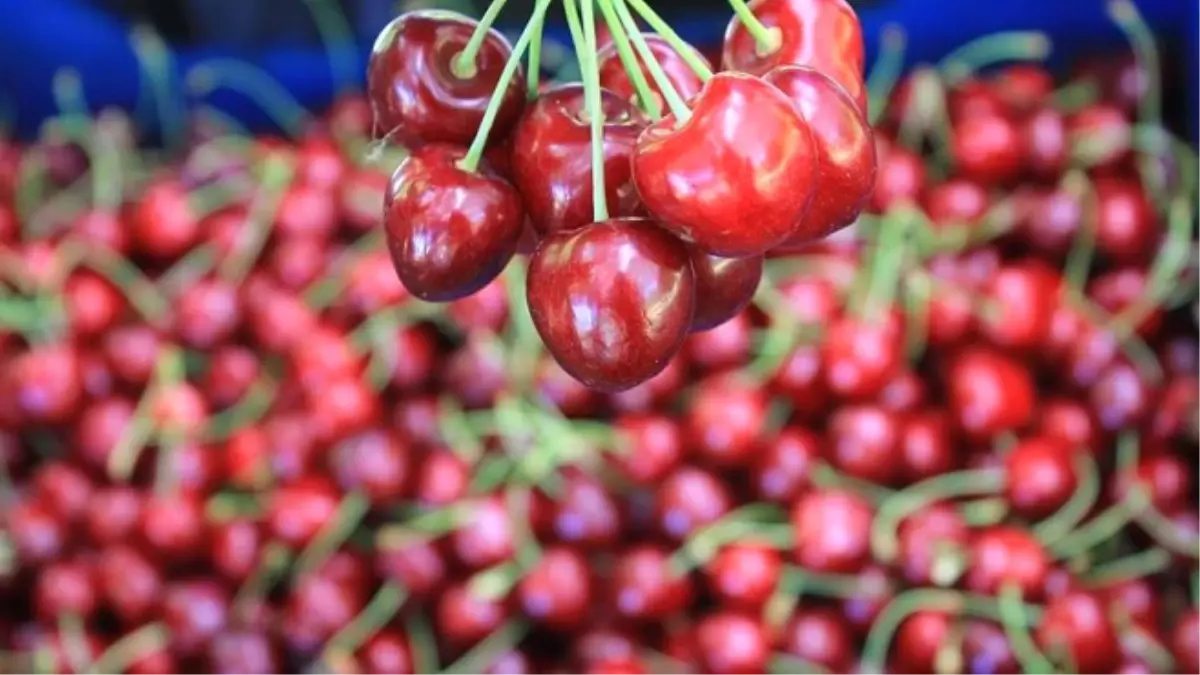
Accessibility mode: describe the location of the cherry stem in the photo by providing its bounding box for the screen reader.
[668,504,791,576]
[812,462,895,504]
[902,265,931,361]
[866,25,907,125]
[780,565,869,599]
[323,581,408,658]
[1108,0,1166,206]
[871,468,1005,563]
[1133,502,1200,559]
[405,613,440,674]
[1119,619,1177,674]
[594,0,661,120]
[1062,288,1163,384]
[458,0,547,174]
[376,504,471,548]
[611,0,692,122]
[160,244,220,298]
[526,6,545,98]
[233,542,291,621]
[186,58,312,138]
[218,154,295,284]
[441,619,529,675]
[997,584,1055,674]
[1048,486,1150,560]
[1032,453,1100,544]
[203,371,278,442]
[301,0,359,95]
[1054,78,1101,112]
[89,623,169,675]
[577,0,609,223]
[725,0,780,56]
[69,238,171,328]
[292,490,371,578]
[57,613,90,675]
[936,31,1051,86]
[1112,195,1194,336]
[1061,170,1098,292]
[130,25,183,150]
[14,147,48,234]
[1085,547,1172,586]
[957,497,1009,527]
[856,204,915,322]
[106,349,182,481]
[623,0,713,80]
[453,0,510,79]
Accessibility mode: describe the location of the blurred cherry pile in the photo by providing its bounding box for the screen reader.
[0,0,1197,673]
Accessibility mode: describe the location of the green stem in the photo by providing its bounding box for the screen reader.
[441,620,529,675]
[611,0,691,122]
[1112,196,1193,335]
[526,6,545,98]
[14,146,47,234]
[856,205,915,322]
[871,469,1005,563]
[72,240,170,327]
[159,244,219,298]
[1032,453,1100,544]
[623,0,713,80]
[458,0,550,173]
[1048,487,1150,559]
[1108,0,1164,207]
[867,25,907,125]
[1054,78,1100,113]
[860,590,963,673]
[233,542,292,621]
[1085,547,1172,586]
[998,584,1055,674]
[203,372,278,441]
[769,655,830,674]
[292,491,371,577]
[1134,506,1200,559]
[452,0,510,79]
[726,0,780,56]
[405,614,440,674]
[302,0,359,95]
[130,25,182,150]
[937,31,1051,86]
[50,69,90,142]
[780,565,868,598]
[1062,170,1097,291]
[218,154,295,283]
[958,497,1010,527]
[90,623,170,675]
[812,463,895,505]
[579,0,609,223]
[186,58,311,138]
[323,581,408,657]
[594,0,661,120]
[57,613,91,675]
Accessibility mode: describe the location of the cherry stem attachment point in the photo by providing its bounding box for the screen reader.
[457,0,548,174]
[871,468,1005,563]
[726,0,780,57]
[594,0,662,119]
[611,0,692,122]
[937,31,1051,86]
[292,490,371,579]
[623,0,713,81]
[453,0,510,79]
[323,581,408,658]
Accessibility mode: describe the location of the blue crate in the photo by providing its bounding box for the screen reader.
[0,0,1195,139]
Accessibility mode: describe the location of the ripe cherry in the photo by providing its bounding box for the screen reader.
[780,608,854,672]
[128,178,201,260]
[412,451,470,508]
[1035,590,1120,673]
[33,559,98,622]
[790,488,872,573]
[63,271,125,338]
[375,538,448,602]
[543,469,623,550]
[139,493,207,563]
[897,503,969,586]
[328,428,411,507]
[174,277,242,349]
[655,466,734,542]
[891,610,953,674]
[208,629,281,674]
[609,544,693,621]
[946,346,1036,441]
[451,494,516,570]
[821,311,903,400]
[686,371,767,468]
[1093,177,1156,265]
[97,545,162,624]
[511,84,647,236]
[85,485,143,546]
[517,546,592,631]
[632,72,817,257]
[384,143,523,301]
[826,404,902,485]
[899,408,957,482]
[964,526,1049,599]
[687,250,762,332]
[613,414,684,485]
[162,578,231,658]
[1171,609,1200,674]
[704,544,781,610]
[598,34,710,111]
[979,261,1059,351]
[266,478,340,549]
[435,581,508,650]
[2,342,82,425]
[1004,435,1078,519]
[367,10,524,147]
[952,113,1024,185]
[752,426,819,503]
[694,612,770,675]
[868,143,921,211]
[1022,106,1069,179]
[202,345,260,409]
[526,218,696,391]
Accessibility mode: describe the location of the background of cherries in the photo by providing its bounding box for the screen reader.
[0,0,1198,673]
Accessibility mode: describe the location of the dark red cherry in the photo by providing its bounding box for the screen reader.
[517,546,592,631]
[1035,590,1120,674]
[85,485,143,546]
[827,404,903,485]
[694,612,770,675]
[686,371,768,468]
[367,10,524,147]
[1004,436,1078,519]
[384,143,523,301]
[598,34,710,111]
[965,526,1049,599]
[891,610,954,674]
[899,409,957,483]
[655,466,734,542]
[613,414,684,485]
[609,545,693,622]
[869,139,926,212]
[202,346,260,409]
[821,311,903,400]
[791,489,872,573]
[1022,106,1069,179]
[687,249,763,332]
[752,426,819,503]
[97,545,162,624]
[435,581,507,649]
[375,538,447,601]
[1171,609,1200,674]
[544,470,623,550]
[3,343,82,425]
[511,84,647,236]
[526,218,696,391]
[1093,177,1156,265]
[1089,359,1155,433]
[704,544,781,610]
[952,113,1023,185]
[947,347,1035,441]
[128,178,200,260]
[34,559,98,621]
[897,503,969,586]
[265,478,340,549]
[162,579,231,658]
[139,494,207,563]
[329,428,411,507]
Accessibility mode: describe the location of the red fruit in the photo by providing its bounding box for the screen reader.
[752,426,819,503]
[526,218,696,391]
[1004,436,1078,519]
[965,526,1049,599]
[367,10,524,147]
[34,559,98,621]
[655,466,733,542]
[375,538,447,601]
[103,324,161,386]
[897,503,969,586]
[162,579,231,657]
[174,278,241,348]
[1093,178,1156,265]
[544,470,623,550]
[827,404,902,485]
[64,271,125,338]
[139,494,207,563]
[2,343,82,425]
[210,518,263,583]
[899,409,957,483]
[704,544,781,610]
[517,546,592,631]
[694,612,770,675]
[329,429,411,507]
[632,72,817,257]
[952,113,1023,184]
[822,312,903,400]
[384,143,523,301]
[686,372,767,468]
[598,33,709,111]
[266,478,340,548]
[97,545,162,624]
[687,251,763,333]
[609,418,683,483]
[31,460,94,524]
[412,451,469,508]
[992,64,1054,115]
[1035,591,1120,673]
[202,345,260,409]
[208,630,280,674]
[780,609,854,672]
[891,610,953,673]
[1022,106,1068,179]
[1171,609,1200,674]
[947,347,1035,441]
[791,489,872,573]
[1089,359,1155,432]
[451,495,516,570]
[435,581,507,649]
[129,179,200,260]
[610,545,693,621]
[922,178,989,228]
[85,486,143,546]
[979,261,1059,350]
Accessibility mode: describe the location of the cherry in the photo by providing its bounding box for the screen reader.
[517,545,592,631]
[139,493,207,563]
[210,518,263,583]
[1018,183,1083,258]
[1004,435,1078,519]
[208,629,280,674]
[587,657,649,675]
[33,558,98,621]
[686,371,767,468]
[412,450,469,508]
[704,544,781,610]
[1089,267,1162,339]
[609,544,693,621]
[598,34,709,111]
[1101,578,1160,631]
[337,249,411,320]
[535,356,603,417]
[613,413,684,485]
[765,65,876,245]
[899,409,957,482]
[267,236,328,290]
[752,426,819,503]
[308,375,382,442]
[992,64,1054,115]
[63,271,125,338]
[979,260,1060,352]
[964,526,1049,599]
[2,342,82,425]
[633,72,818,257]
[1171,609,1200,674]
[1110,453,1194,513]
[655,466,734,542]
[778,608,853,672]
[511,84,647,236]
[1089,359,1155,432]
[891,610,953,674]
[1068,103,1131,173]
[946,78,1007,121]
[31,460,93,524]
[329,428,411,507]
[526,218,695,391]
[1035,590,1120,673]
[375,538,448,602]
[283,569,366,655]
[961,620,1018,675]
[1159,333,1198,377]
[826,404,902,485]
[542,469,623,549]
[1022,106,1069,179]
[1147,376,1199,443]
[574,627,640,668]
[435,580,508,650]
[946,346,1035,441]
[173,277,242,349]
[162,578,232,657]
[384,143,523,301]
[85,486,143,546]
[367,10,525,147]
[694,612,770,675]
[821,311,903,400]
[952,112,1023,185]
[790,489,872,573]
[923,178,989,228]
[896,503,969,586]
[202,345,260,409]
[1093,177,1156,265]
[265,477,340,548]
[447,275,509,334]
[128,178,201,260]
[687,251,762,333]
[151,381,209,437]
[102,324,161,386]
[452,494,516,570]
[721,0,866,111]
[97,545,163,624]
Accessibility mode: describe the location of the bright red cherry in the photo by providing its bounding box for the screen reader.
[752,426,819,503]
[826,404,902,485]
[517,546,592,631]
[384,143,523,301]
[128,178,201,260]
[1003,436,1078,519]
[946,347,1035,441]
[609,545,693,622]
[821,311,903,400]
[632,72,817,257]
[952,113,1023,185]
[1092,178,1157,265]
[791,489,873,573]
[526,218,696,391]
[694,612,770,675]
[869,138,926,212]
[897,503,969,586]
[686,371,768,468]
[704,544,781,610]
[978,260,1060,351]
[965,526,1049,599]
[1035,590,1120,674]
[367,10,524,147]
[598,34,710,112]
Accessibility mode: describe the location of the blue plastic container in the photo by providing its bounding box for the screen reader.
[0,0,1195,139]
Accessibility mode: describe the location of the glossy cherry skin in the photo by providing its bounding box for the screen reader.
[3,343,82,425]
[979,261,1060,351]
[946,347,1036,441]
[897,503,969,586]
[686,371,768,468]
[765,65,875,246]
[752,426,820,503]
[609,545,694,622]
[1171,609,1200,674]
[517,546,592,631]
[1035,590,1120,673]
[869,139,926,212]
[891,610,953,674]
[821,311,904,400]
[598,34,710,112]
[694,612,770,675]
[526,218,696,391]
[1004,436,1077,519]
[687,249,763,332]
[791,488,873,573]
[952,113,1023,185]
[632,72,817,257]
[704,544,781,610]
[826,404,902,485]
[721,0,866,112]
[367,10,524,147]
[511,84,647,236]
[965,526,1049,599]
[1092,178,1157,265]
[780,609,854,672]
[128,178,201,260]
[655,466,734,542]
[1022,106,1069,179]
[384,143,522,301]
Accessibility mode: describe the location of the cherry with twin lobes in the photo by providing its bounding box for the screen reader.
[369,0,876,391]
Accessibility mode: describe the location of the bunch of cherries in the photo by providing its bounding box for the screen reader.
[0,0,1196,673]
[370,0,876,391]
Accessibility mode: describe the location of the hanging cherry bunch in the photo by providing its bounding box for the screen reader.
[368,0,877,391]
